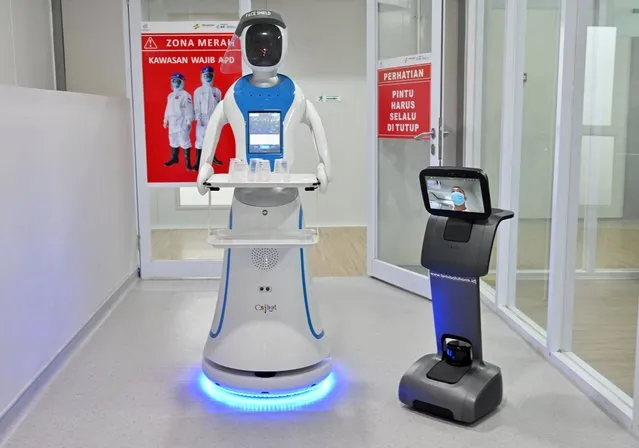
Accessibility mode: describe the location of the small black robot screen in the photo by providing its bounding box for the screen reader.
[425,176,485,214]
[248,112,282,154]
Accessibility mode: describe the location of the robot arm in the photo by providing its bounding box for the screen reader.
[304,100,331,193]
[196,100,228,195]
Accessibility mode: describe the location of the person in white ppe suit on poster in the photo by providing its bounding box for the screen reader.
[163,73,195,170]
[192,66,223,170]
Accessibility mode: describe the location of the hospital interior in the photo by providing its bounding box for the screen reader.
[2,0,639,446]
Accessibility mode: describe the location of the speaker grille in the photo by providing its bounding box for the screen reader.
[250,248,279,271]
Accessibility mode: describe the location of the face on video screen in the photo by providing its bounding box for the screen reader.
[426,177,485,213]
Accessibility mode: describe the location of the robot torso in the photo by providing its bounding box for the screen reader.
[223,74,306,170]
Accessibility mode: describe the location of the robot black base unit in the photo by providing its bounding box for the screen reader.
[398,166,514,424]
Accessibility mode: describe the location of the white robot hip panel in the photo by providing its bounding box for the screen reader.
[203,188,329,373]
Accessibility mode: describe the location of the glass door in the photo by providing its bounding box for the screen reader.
[367,0,445,297]
[126,0,250,278]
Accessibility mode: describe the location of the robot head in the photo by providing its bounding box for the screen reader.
[170,73,185,91]
[201,66,214,85]
[234,10,288,75]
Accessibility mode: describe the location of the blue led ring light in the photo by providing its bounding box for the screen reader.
[198,372,336,412]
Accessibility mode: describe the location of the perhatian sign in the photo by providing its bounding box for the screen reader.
[377,55,431,139]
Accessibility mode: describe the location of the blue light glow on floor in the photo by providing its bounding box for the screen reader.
[198,372,337,412]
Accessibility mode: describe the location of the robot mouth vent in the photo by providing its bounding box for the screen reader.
[254,371,277,378]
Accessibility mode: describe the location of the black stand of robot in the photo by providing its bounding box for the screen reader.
[399,207,514,425]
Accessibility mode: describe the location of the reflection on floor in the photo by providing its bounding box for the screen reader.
[2,278,636,448]
[514,278,639,397]
[152,227,367,277]
[485,219,639,397]
[152,229,225,261]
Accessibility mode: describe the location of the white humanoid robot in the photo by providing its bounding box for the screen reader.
[195,10,332,396]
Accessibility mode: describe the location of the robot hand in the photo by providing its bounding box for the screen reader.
[196,164,214,196]
[163,119,168,129]
[317,163,329,193]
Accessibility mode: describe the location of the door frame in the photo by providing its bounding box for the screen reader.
[366,0,472,298]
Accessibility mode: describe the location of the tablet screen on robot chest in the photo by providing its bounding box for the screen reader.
[248,111,282,155]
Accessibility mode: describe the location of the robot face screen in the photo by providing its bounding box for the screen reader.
[248,112,282,154]
[245,23,282,67]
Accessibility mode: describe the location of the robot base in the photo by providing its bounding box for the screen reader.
[398,354,502,424]
[202,357,332,395]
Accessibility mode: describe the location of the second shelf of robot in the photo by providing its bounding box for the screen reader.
[205,172,320,249]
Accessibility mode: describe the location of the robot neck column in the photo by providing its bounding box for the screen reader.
[250,69,280,88]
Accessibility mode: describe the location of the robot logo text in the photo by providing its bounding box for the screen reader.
[255,304,277,314]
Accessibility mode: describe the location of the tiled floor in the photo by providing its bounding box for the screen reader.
[1,277,637,448]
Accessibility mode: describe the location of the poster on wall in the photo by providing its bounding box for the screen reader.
[377,54,431,139]
[141,21,240,183]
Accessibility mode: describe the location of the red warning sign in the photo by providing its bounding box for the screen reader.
[140,22,240,183]
[378,55,431,139]
[143,36,158,50]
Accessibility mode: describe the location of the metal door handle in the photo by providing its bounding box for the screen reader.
[414,128,449,142]
[414,128,435,141]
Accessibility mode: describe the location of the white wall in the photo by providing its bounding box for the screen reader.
[0,86,138,419]
[271,0,366,227]
[143,0,239,21]
[61,0,128,97]
[0,0,55,89]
